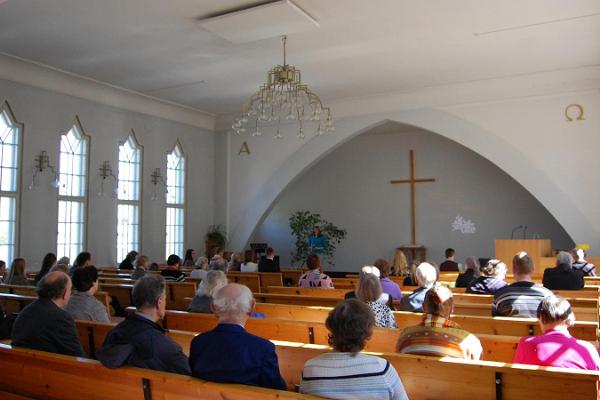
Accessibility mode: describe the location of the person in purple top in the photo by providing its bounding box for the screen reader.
[374,259,402,301]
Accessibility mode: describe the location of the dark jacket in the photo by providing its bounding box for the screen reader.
[189,323,286,390]
[11,298,85,357]
[543,263,584,290]
[96,313,191,375]
[258,257,279,273]
[440,260,459,272]
[455,269,475,288]
[188,295,212,313]
[119,259,134,270]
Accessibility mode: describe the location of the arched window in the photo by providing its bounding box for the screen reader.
[57,118,89,261]
[117,132,142,262]
[165,141,185,259]
[0,102,22,263]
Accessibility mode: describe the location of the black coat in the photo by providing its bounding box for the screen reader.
[455,269,475,288]
[97,313,190,375]
[11,298,85,357]
[258,258,279,273]
[542,263,584,290]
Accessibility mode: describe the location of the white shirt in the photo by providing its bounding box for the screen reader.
[240,262,258,272]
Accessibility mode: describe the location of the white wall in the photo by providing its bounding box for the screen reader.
[0,79,215,270]
[217,68,600,256]
[250,126,573,270]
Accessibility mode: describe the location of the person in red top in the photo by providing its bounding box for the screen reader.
[513,295,600,371]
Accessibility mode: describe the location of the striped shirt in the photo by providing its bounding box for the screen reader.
[300,352,409,400]
[572,260,596,276]
[396,315,482,360]
[492,281,552,318]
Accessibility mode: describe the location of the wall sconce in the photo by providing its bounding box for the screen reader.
[98,161,118,197]
[151,167,168,200]
[29,150,60,190]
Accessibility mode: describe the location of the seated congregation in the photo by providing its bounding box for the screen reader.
[1,243,599,399]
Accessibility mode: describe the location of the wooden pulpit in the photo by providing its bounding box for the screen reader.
[495,239,552,277]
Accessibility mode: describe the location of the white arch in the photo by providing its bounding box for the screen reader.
[228,108,592,251]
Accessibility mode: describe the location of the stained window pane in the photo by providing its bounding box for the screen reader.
[117,204,139,262]
[118,137,141,201]
[0,196,16,263]
[165,207,184,259]
[166,145,185,205]
[57,200,84,261]
[0,109,19,193]
[59,127,87,197]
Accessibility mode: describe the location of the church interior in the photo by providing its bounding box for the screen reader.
[0,1,599,399]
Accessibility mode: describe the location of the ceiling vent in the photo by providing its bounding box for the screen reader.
[198,0,319,44]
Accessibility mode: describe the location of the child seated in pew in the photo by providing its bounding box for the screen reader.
[396,285,483,360]
[161,255,185,282]
[300,299,409,400]
[513,295,600,371]
[6,258,29,286]
[298,254,334,289]
[356,271,397,329]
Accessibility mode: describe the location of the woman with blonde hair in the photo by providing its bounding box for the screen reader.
[7,258,29,286]
[392,249,408,277]
[188,270,228,313]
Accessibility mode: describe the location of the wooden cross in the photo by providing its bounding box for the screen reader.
[390,149,436,245]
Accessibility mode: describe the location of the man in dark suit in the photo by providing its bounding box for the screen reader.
[258,247,279,273]
[543,251,584,290]
[188,283,286,390]
[12,271,85,357]
[96,275,190,375]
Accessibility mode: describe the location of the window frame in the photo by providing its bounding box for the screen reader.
[165,140,186,259]
[0,101,23,263]
[56,116,90,261]
[116,130,143,262]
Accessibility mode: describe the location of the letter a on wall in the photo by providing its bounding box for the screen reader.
[238,141,251,155]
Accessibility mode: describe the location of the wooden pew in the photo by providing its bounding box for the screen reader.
[166,281,197,310]
[263,286,599,322]
[226,272,261,292]
[0,284,111,316]
[0,293,36,314]
[73,321,599,399]
[247,302,600,341]
[99,283,134,308]
[254,292,342,307]
[0,344,317,400]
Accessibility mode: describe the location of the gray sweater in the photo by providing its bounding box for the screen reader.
[64,292,110,323]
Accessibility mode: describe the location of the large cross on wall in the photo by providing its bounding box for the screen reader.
[390,149,436,245]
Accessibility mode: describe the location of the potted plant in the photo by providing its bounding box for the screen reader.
[289,211,347,267]
[205,224,227,254]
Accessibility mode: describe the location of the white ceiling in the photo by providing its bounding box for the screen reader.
[0,0,598,116]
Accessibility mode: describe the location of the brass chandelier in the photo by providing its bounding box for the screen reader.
[233,36,334,139]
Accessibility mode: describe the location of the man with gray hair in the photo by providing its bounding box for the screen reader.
[542,251,584,290]
[399,262,437,312]
[188,283,286,390]
[12,271,84,356]
[96,275,190,375]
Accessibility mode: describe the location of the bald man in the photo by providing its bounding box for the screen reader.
[189,283,286,390]
[12,271,85,357]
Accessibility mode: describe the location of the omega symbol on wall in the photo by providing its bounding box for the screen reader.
[565,104,584,122]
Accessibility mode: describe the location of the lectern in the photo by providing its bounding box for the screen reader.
[495,239,552,277]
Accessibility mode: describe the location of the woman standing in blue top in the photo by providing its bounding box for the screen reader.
[308,226,328,257]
